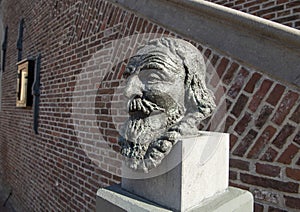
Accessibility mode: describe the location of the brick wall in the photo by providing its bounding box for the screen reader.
[0,0,299,211]
[206,0,300,30]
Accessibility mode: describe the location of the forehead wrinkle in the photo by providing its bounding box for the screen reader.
[140,54,183,73]
[139,55,167,68]
[138,67,171,80]
[126,48,185,76]
[141,51,181,66]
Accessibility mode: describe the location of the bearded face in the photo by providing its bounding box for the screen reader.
[118,38,216,173]
[119,54,186,172]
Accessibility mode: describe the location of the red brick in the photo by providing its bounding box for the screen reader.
[225,116,235,132]
[229,158,249,171]
[240,173,299,193]
[256,163,281,177]
[277,144,299,164]
[231,94,248,118]
[204,48,212,59]
[261,147,278,162]
[222,62,239,85]
[208,99,227,130]
[224,2,234,7]
[104,129,119,137]
[140,19,148,33]
[277,0,289,4]
[227,68,249,99]
[210,58,229,86]
[266,84,285,106]
[214,85,226,104]
[268,206,288,212]
[235,0,246,5]
[286,168,300,181]
[229,182,249,190]
[294,8,300,13]
[244,72,262,93]
[233,129,258,156]
[262,13,276,19]
[275,15,300,23]
[232,5,243,10]
[286,1,300,8]
[248,79,273,112]
[244,1,258,7]
[247,126,277,159]
[210,54,220,66]
[226,98,232,109]
[290,104,300,124]
[257,5,284,16]
[135,18,144,32]
[284,196,300,209]
[209,73,220,87]
[272,91,299,125]
[254,203,264,212]
[297,157,300,166]
[291,130,300,145]
[277,10,291,17]
[129,16,139,35]
[230,134,238,150]
[272,124,296,149]
[249,5,260,12]
[234,112,253,135]
[262,1,275,8]
[229,170,237,180]
[255,105,273,129]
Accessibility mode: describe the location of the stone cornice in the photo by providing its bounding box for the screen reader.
[111,0,300,87]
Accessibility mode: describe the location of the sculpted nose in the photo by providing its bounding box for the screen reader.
[124,75,143,98]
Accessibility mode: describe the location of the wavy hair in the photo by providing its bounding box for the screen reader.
[139,38,216,136]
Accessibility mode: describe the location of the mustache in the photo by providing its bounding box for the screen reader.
[128,97,165,115]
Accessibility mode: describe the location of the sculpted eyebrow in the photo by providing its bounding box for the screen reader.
[139,68,171,81]
[140,62,164,70]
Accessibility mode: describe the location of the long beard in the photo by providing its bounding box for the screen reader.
[119,97,167,158]
[120,113,167,157]
[119,97,184,172]
[122,114,168,144]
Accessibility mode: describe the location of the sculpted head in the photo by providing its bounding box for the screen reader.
[119,38,216,172]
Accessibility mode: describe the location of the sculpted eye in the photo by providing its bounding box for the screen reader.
[138,71,164,85]
[147,73,163,82]
[138,65,174,85]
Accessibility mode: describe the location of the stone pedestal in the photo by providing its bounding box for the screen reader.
[96,132,253,211]
[122,132,229,211]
